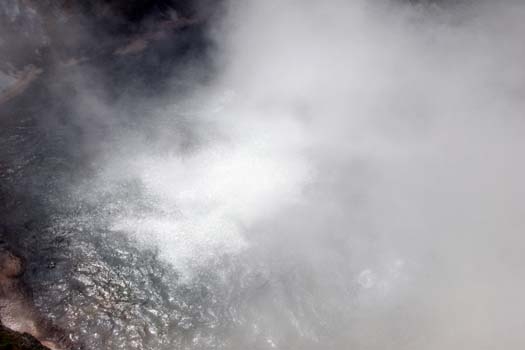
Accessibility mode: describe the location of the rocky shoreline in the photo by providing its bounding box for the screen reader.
[0,245,71,350]
[0,321,51,350]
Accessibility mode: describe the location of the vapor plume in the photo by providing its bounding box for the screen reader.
[3,0,525,349]
[77,0,525,348]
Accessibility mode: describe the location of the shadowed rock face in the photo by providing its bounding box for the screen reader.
[0,321,51,350]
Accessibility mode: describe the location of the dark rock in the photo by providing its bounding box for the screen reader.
[0,322,51,350]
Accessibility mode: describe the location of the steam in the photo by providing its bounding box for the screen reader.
[63,0,525,348]
[109,113,311,270]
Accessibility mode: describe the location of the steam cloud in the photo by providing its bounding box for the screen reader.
[59,0,525,348]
